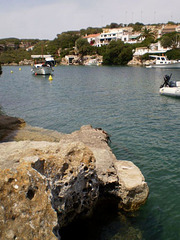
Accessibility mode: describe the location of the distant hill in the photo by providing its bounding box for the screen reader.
[0,21,179,65]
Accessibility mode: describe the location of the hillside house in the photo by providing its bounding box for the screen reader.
[161,25,178,35]
[133,41,170,56]
[84,27,141,47]
[83,33,101,46]
[26,46,34,51]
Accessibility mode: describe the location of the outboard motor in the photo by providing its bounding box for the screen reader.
[169,81,176,87]
[160,74,172,88]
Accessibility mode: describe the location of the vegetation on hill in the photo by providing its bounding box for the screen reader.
[0,22,180,65]
[166,48,180,60]
[160,32,180,49]
[102,40,133,65]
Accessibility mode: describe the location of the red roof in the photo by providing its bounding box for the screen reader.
[84,33,100,38]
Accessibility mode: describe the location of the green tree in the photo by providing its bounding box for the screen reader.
[31,41,48,55]
[140,27,155,39]
[102,40,133,65]
[109,22,119,28]
[56,31,80,49]
[118,47,133,65]
[75,38,96,55]
[160,32,180,49]
[128,22,144,32]
[0,48,31,64]
[80,27,102,36]
[166,48,180,60]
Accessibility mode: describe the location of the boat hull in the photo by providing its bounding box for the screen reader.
[159,87,180,97]
[150,63,180,69]
[31,65,52,75]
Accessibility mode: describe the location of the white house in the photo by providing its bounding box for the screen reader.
[83,33,101,46]
[133,41,171,56]
[84,27,141,47]
[26,46,34,51]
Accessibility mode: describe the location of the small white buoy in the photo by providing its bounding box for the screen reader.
[49,75,53,81]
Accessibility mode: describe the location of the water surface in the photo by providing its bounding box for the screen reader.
[0,65,180,239]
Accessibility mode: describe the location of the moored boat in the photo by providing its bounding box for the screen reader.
[31,63,52,75]
[31,55,54,75]
[146,55,180,69]
[159,74,180,97]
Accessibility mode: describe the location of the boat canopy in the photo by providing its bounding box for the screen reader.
[149,55,166,59]
[31,55,52,59]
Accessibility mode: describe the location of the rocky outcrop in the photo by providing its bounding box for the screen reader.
[61,54,103,66]
[127,56,155,67]
[0,116,149,239]
[127,56,143,66]
[19,59,33,65]
[59,126,149,211]
[0,158,58,240]
[0,140,98,239]
[0,115,25,141]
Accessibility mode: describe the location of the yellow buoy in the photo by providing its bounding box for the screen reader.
[19,68,21,71]
[11,70,13,73]
[49,75,53,81]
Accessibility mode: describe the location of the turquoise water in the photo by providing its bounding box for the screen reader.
[0,65,180,240]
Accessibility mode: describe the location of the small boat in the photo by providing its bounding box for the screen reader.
[31,55,55,75]
[31,63,52,75]
[146,55,180,69]
[85,59,99,66]
[159,74,180,97]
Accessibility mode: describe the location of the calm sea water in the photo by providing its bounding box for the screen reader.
[0,65,180,240]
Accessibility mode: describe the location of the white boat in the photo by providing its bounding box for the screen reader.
[159,74,180,97]
[31,55,55,75]
[84,59,99,66]
[31,63,52,75]
[146,55,180,69]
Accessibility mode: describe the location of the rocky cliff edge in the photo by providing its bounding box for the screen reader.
[0,115,149,239]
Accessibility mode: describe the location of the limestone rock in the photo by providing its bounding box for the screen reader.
[0,140,99,239]
[127,56,142,66]
[115,160,149,211]
[59,125,149,210]
[0,117,149,239]
[0,162,58,240]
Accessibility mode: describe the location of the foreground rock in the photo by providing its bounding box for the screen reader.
[0,115,25,141]
[59,126,149,211]
[0,117,149,239]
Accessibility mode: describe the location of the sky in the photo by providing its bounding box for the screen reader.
[0,0,180,40]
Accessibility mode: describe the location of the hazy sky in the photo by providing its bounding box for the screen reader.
[0,0,179,40]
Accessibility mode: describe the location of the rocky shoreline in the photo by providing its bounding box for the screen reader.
[1,55,149,67]
[0,115,149,239]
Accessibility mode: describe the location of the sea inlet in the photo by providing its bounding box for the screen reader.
[0,65,180,240]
